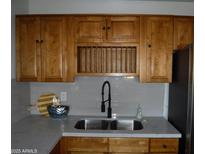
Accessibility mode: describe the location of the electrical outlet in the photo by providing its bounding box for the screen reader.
[60,92,67,102]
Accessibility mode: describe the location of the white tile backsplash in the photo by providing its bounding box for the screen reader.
[30,76,166,117]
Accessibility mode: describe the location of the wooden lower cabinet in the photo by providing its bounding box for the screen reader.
[110,153,148,154]
[150,153,177,154]
[50,140,61,154]
[60,137,108,154]
[67,152,106,154]
[110,153,177,154]
[150,139,179,153]
[109,138,149,153]
[54,137,179,154]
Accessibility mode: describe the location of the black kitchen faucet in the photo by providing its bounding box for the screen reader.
[101,81,112,118]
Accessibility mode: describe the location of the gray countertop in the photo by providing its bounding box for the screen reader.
[12,115,181,154]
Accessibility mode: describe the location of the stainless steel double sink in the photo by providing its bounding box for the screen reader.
[74,119,143,131]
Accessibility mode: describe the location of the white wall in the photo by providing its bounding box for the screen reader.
[30,77,166,117]
[11,0,30,123]
[11,79,30,124]
[27,0,193,15]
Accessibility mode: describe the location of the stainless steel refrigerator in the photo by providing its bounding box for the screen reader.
[168,44,194,154]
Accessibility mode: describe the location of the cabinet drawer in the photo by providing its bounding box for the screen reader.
[151,153,177,154]
[150,139,179,153]
[67,152,107,154]
[109,138,149,153]
[110,153,148,154]
[66,137,108,152]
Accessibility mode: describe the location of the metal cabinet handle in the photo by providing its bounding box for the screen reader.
[148,44,152,48]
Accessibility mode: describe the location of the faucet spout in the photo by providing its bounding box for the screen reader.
[101,81,112,118]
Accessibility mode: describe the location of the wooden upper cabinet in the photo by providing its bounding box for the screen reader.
[40,17,67,82]
[16,15,193,82]
[16,16,74,82]
[16,17,41,81]
[140,16,173,83]
[75,16,140,43]
[107,16,140,42]
[75,16,106,42]
[174,16,194,49]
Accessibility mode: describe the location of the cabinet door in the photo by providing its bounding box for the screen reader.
[75,16,106,42]
[50,140,60,154]
[149,153,177,154]
[140,16,173,82]
[150,139,179,153]
[174,16,194,49]
[63,137,108,153]
[41,16,67,82]
[16,17,41,81]
[67,152,106,154]
[107,16,140,43]
[66,17,76,82]
[109,138,149,153]
[111,153,148,154]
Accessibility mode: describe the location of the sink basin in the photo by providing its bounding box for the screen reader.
[74,119,109,130]
[110,120,143,130]
[74,119,143,131]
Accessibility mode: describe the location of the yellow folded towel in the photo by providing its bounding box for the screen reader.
[37,93,59,117]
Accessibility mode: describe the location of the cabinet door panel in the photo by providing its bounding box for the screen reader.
[67,152,106,154]
[49,140,60,154]
[75,16,106,42]
[16,17,41,81]
[150,139,179,153]
[174,16,194,49]
[66,17,76,82]
[149,153,177,154]
[107,16,140,42]
[41,16,67,81]
[140,16,173,82]
[109,152,149,154]
[109,138,149,153]
[65,137,108,152]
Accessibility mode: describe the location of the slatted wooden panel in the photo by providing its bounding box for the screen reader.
[77,46,137,74]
